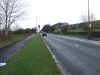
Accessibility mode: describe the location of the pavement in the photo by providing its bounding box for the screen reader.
[0,35,33,67]
[43,34,100,75]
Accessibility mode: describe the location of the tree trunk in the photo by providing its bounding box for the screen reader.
[5,29,8,36]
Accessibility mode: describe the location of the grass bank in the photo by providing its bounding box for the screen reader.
[0,34,30,48]
[0,35,60,75]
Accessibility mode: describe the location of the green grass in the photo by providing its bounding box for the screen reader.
[68,28,100,32]
[0,34,29,48]
[0,35,60,75]
[68,29,84,32]
[94,29,100,32]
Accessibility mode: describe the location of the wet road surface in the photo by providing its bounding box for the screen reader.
[0,35,33,64]
[43,34,100,75]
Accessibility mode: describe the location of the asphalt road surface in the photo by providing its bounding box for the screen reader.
[0,35,33,65]
[43,34,100,75]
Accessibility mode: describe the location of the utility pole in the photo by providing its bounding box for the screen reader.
[36,17,40,32]
[0,17,1,27]
[36,17,37,26]
[50,26,51,33]
[38,25,40,32]
[77,24,78,37]
[88,0,91,39]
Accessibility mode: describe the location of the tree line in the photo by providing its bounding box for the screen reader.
[42,20,100,37]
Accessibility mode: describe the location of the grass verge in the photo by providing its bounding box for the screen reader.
[0,35,61,75]
[0,34,30,48]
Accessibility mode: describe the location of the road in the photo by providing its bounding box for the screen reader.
[43,34,100,75]
[0,35,33,66]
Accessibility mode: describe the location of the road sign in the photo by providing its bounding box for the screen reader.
[89,24,92,27]
[38,25,40,28]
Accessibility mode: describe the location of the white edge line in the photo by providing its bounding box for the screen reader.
[41,36,69,75]
[53,34,100,45]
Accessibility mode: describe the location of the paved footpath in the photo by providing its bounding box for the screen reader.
[0,35,33,66]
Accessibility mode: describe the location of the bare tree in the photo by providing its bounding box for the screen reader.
[80,12,96,32]
[0,0,25,36]
[81,12,96,22]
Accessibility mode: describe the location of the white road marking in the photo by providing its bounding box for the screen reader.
[52,34,100,45]
[0,63,6,67]
[75,44,79,47]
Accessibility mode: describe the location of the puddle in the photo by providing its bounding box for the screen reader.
[0,63,6,67]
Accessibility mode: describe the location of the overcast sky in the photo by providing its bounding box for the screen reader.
[19,0,100,29]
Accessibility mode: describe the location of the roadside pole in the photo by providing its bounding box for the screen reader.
[37,25,40,38]
[0,17,2,28]
[38,25,40,32]
[77,24,79,37]
[36,17,40,36]
[88,0,91,39]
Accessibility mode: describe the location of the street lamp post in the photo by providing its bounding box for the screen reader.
[38,25,40,32]
[77,24,78,37]
[87,0,91,39]
[88,0,90,23]
[0,17,2,27]
[36,17,40,32]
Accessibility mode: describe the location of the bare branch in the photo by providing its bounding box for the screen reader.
[0,0,25,35]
